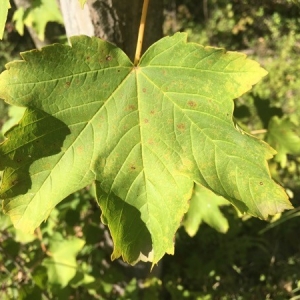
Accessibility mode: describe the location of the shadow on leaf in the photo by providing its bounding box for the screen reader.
[95,182,153,265]
[0,108,70,198]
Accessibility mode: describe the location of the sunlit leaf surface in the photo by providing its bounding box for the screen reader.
[0,33,292,264]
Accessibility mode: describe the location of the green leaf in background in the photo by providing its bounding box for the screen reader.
[78,0,87,8]
[267,116,300,167]
[0,33,292,264]
[183,184,230,236]
[0,209,11,231]
[13,0,63,41]
[0,0,10,39]
[43,233,85,287]
[12,6,25,36]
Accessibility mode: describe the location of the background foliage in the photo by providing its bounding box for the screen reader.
[1,0,300,299]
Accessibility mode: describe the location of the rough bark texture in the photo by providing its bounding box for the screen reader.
[87,0,163,60]
[14,0,164,59]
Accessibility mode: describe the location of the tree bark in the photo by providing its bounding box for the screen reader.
[60,0,163,61]
[59,0,94,38]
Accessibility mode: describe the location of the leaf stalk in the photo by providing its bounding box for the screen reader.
[134,0,150,65]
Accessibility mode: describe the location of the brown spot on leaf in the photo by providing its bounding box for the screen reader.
[125,105,135,111]
[142,88,147,93]
[130,165,136,170]
[86,56,90,60]
[260,182,263,185]
[77,146,84,154]
[144,119,149,124]
[187,100,197,108]
[106,55,112,61]
[177,123,186,132]
[66,82,71,87]
[150,110,155,115]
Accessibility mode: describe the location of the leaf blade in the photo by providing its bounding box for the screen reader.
[138,32,292,218]
[0,33,292,264]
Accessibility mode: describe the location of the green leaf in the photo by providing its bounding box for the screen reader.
[266,116,300,167]
[0,109,70,227]
[0,0,10,39]
[13,0,63,40]
[183,184,230,236]
[0,33,292,264]
[14,227,36,243]
[0,210,11,230]
[42,233,85,287]
[32,266,48,290]
[12,7,25,37]
[78,0,87,8]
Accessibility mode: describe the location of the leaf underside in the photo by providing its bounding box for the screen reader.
[0,33,292,265]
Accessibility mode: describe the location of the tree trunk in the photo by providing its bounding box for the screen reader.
[60,0,163,61]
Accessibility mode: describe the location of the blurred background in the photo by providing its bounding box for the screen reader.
[0,0,300,299]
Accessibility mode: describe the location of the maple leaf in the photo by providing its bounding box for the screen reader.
[0,33,292,264]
